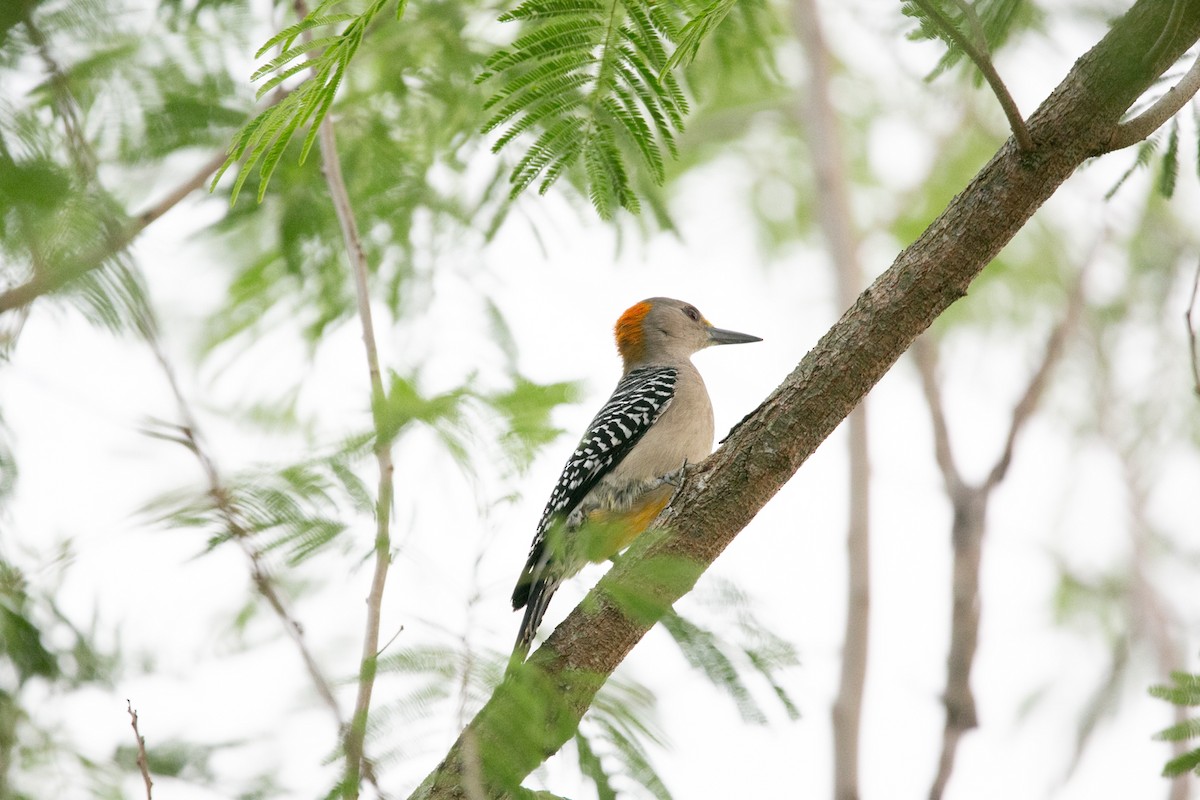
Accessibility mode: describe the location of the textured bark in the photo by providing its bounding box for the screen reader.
[412,2,1200,797]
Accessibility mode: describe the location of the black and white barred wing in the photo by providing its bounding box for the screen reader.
[511,366,678,611]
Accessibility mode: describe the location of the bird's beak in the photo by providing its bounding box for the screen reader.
[707,325,762,345]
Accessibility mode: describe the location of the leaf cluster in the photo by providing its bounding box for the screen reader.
[215,0,402,203]
[1151,671,1200,777]
[477,0,690,218]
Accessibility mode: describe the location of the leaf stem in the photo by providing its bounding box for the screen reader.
[911,0,1034,151]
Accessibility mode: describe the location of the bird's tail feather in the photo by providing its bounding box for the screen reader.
[510,576,562,666]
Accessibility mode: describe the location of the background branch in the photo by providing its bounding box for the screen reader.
[411,5,1200,795]
[791,1,873,797]
[0,148,229,314]
[145,329,346,726]
[126,700,153,800]
[913,269,1086,800]
[292,0,399,790]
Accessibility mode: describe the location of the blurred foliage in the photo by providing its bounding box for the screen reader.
[0,554,125,797]
[661,579,800,725]
[901,0,1043,83]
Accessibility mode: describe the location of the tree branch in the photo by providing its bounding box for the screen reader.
[911,337,964,495]
[1104,49,1200,152]
[411,3,1200,796]
[126,700,154,800]
[289,0,398,791]
[911,0,1034,151]
[915,269,1086,799]
[791,1,872,796]
[984,268,1087,490]
[145,332,347,727]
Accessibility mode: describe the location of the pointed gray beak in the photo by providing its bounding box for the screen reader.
[707,325,762,345]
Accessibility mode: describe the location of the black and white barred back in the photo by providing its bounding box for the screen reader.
[510,366,678,654]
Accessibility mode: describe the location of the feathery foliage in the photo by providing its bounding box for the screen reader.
[901,0,1040,82]
[478,0,690,218]
[214,0,403,203]
[1151,671,1200,777]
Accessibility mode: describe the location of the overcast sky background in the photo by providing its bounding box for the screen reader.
[2,1,1198,798]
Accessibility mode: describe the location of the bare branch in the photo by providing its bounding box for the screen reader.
[791,1,872,796]
[984,268,1088,489]
[911,337,963,495]
[145,333,347,727]
[1105,49,1200,152]
[1186,259,1200,397]
[126,700,154,800]
[910,0,1034,151]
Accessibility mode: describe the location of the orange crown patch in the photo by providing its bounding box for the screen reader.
[614,301,652,363]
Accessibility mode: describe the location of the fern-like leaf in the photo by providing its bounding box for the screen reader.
[479,0,689,217]
[1151,671,1200,778]
[213,0,398,204]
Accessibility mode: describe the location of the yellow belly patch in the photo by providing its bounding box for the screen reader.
[580,484,674,563]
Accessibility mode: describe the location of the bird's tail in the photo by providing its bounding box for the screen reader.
[509,575,562,667]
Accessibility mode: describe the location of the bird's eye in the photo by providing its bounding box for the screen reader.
[683,305,700,321]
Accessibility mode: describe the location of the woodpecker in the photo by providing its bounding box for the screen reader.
[511,297,761,657]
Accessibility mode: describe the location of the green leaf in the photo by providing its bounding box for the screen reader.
[0,605,59,683]
[1154,717,1200,743]
[1163,748,1200,778]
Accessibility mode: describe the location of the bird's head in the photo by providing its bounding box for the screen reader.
[614,297,761,369]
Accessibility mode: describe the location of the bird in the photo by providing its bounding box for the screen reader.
[510,297,761,659]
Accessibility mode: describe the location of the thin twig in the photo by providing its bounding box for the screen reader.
[145,332,347,727]
[911,0,1034,151]
[984,267,1088,489]
[126,700,154,800]
[1105,50,1200,152]
[1186,259,1200,397]
[288,0,398,793]
[911,337,964,495]
[0,147,229,314]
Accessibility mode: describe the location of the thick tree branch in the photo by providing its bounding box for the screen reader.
[911,0,1034,151]
[791,1,872,797]
[412,2,1200,796]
